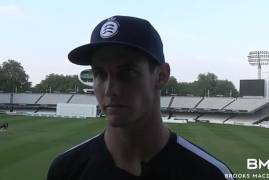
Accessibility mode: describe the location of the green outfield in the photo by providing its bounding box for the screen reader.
[0,114,268,180]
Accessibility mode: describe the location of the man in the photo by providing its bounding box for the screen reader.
[47,15,235,180]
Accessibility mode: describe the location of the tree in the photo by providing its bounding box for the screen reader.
[177,82,195,96]
[161,72,238,97]
[34,73,88,93]
[213,80,238,97]
[161,76,178,95]
[0,60,31,92]
[0,66,5,91]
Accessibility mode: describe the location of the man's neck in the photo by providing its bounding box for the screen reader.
[104,113,170,176]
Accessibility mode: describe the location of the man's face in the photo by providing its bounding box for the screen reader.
[91,46,158,127]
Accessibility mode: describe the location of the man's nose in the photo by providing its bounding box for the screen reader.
[104,75,120,97]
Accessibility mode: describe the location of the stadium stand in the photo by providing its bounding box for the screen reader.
[225,114,263,125]
[197,114,231,124]
[0,93,11,104]
[1,93,269,128]
[225,107,269,125]
[162,109,199,122]
[0,93,100,117]
[224,97,269,113]
[196,97,235,110]
[37,93,72,105]
[170,96,203,109]
[13,93,42,104]
[163,96,269,127]
[225,105,269,125]
[69,94,98,105]
[259,120,269,128]
[162,116,188,123]
[160,96,173,108]
[12,108,36,113]
[36,108,56,115]
[170,112,199,122]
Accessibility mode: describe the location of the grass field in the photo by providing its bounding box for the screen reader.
[0,114,269,180]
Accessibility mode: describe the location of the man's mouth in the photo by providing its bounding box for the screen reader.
[103,104,128,110]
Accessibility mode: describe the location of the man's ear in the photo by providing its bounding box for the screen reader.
[155,63,170,89]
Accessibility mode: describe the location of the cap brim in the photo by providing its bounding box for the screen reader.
[68,43,101,66]
[68,42,161,66]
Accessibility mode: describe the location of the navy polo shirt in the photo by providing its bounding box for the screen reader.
[47,132,235,180]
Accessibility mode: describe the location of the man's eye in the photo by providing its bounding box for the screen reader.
[120,69,139,78]
[122,69,134,74]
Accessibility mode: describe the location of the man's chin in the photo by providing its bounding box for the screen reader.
[106,115,130,128]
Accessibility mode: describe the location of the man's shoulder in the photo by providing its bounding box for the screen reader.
[170,134,234,179]
[59,133,103,161]
[47,133,104,180]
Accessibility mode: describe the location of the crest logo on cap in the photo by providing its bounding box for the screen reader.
[100,18,119,39]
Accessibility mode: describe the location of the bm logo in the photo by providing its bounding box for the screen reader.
[247,159,269,169]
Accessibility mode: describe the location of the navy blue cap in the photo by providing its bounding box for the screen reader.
[68,15,165,65]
